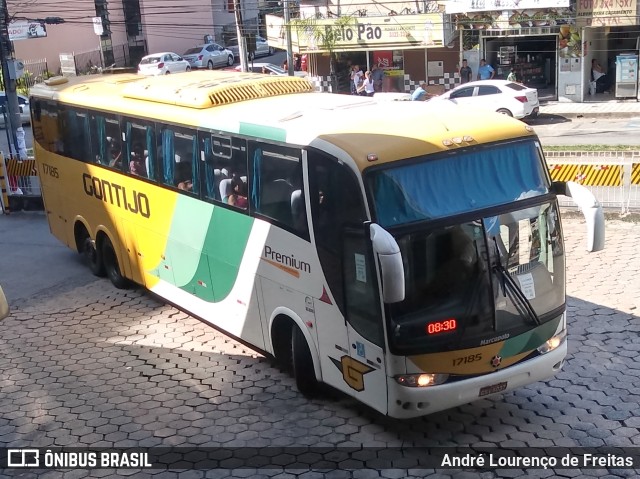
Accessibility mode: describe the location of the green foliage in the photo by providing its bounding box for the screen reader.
[17,71,33,96]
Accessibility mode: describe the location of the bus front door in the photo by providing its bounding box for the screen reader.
[341,228,388,415]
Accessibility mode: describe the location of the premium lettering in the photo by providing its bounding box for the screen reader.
[82,173,150,218]
[263,245,311,274]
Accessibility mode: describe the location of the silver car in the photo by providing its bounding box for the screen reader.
[182,44,235,69]
[0,92,30,127]
[225,36,275,61]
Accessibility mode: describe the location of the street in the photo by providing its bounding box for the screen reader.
[529,116,640,146]
[1,209,640,477]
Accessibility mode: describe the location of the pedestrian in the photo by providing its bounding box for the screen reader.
[362,71,375,97]
[458,59,472,84]
[411,82,428,101]
[351,65,363,95]
[477,59,495,80]
[371,65,384,92]
[507,69,517,82]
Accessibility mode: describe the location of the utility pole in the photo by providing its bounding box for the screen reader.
[233,0,249,72]
[283,0,294,76]
[0,0,22,158]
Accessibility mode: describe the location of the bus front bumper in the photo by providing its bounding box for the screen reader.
[386,342,567,419]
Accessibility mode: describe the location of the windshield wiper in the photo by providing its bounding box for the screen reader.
[492,238,541,326]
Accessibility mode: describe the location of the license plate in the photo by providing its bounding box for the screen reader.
[479,381,507,397]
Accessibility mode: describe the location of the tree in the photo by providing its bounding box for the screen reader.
[291,14,355,90]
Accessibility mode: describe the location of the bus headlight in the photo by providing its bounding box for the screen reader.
[395,373,449,388]
[537,330,567,354]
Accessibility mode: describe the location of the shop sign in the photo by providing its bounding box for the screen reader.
[446,0,568,14]
[266,14,444,53]
[455,8,575,30]
[576,0,636,27]
[8,21,47,41]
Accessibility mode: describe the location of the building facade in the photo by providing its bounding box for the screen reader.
[9,0,259,74]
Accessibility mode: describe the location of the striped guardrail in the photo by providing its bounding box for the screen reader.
[544,150,640,213]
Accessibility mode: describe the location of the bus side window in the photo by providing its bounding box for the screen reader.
[249,142,307,237]
[159,127,198,194]
[201,133,247,206]
[63,107,91,162]
[123,119,154,179]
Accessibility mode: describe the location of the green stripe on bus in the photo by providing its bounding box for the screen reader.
[174,205,253,302]
[239,122,286,142]
[499,316,561,357]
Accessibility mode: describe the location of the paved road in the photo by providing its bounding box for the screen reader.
[0,212,639,477]
[530,116,640,146]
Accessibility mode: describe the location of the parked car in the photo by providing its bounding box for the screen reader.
[0,92,31,127]
[225,36,275,61]
[428,80,539,119]
[182,44,234,69]
[138,52,191,76]
[226,62,308,77]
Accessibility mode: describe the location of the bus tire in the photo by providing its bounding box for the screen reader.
[83,236,105,277]
[291,326,319,397]
[101,236,131,289]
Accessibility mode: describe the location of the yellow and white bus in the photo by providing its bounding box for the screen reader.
[30,71,604,418]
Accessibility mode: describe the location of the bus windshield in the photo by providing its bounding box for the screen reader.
[386,202,565,355]
[368,140,549,228]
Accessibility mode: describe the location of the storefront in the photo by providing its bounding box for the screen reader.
[451,2,577,102]
[265,13,461,95]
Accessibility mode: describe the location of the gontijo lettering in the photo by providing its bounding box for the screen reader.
[82,173,151,218]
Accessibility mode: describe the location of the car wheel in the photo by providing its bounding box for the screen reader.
[207,60,214,70]
[227,55,234,66]
[496,108,513,116]
[165,71,170,74]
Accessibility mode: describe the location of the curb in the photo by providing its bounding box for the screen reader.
[538,111,640,119]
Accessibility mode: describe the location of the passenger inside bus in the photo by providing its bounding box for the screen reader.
[109,139,122,168]
[228,176,248,209]
[129,143,147,177]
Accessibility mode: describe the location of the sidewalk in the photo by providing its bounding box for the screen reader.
[540,95,640,119]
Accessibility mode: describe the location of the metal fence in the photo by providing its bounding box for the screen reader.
[66,43,140,76]
[545,150,640,214]
[21,59,49,85]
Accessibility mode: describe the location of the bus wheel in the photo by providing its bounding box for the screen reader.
[101,236,131,289]
[291,326,319,397]
[83,236,105,277]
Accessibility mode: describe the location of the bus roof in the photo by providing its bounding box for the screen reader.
[31,72,537,172]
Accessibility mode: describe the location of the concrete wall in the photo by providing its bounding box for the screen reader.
[11,0,107,74]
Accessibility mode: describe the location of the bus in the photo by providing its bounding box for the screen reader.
[30,71,604,418]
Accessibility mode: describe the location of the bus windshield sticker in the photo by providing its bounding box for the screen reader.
[516,273,536,300]
[355,253,366,283]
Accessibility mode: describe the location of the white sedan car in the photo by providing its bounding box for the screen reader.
[182,44,235,69]
[225,36,275,61]
[138,52,191,76]
[430,80,539,119]
[226,63,307,77]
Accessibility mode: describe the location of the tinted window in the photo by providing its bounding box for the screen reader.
[123,118,156,179]
[158,126,198,194]
[450,87,474,99]
[200,132,247,208]
[88,113,121,167]
[308,151,366,312]
[206,45,215,52]
[62,108,91,161]
[250,143,307,236]
[477,85,500,96]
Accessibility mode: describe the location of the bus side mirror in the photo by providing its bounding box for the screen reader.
[551,181,605,252]
[369,223,405,303]
[0,285,9,321]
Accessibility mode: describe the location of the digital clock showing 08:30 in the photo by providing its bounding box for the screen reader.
[426,318,457,335]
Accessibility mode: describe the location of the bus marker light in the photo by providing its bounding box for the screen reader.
[367,154,378,162]
[452,137,463,144]
[305,321,313,328]
[442,139,453,146]
[525,125,534,132]
[463,135,474,142]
